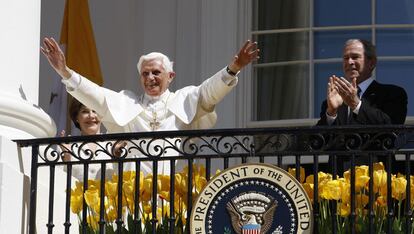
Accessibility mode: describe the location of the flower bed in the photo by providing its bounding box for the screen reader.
[288,163,413,234]
[70,163,413,233]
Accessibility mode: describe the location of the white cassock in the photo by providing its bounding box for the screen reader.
[62,67,238,174]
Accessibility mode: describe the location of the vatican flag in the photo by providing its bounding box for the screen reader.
[60,0,103,85]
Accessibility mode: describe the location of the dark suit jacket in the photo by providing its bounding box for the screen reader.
[317,80,407,126]
[315,80,407,173]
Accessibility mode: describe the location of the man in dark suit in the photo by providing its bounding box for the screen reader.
[317,39,407,126]
[316,39,408,173]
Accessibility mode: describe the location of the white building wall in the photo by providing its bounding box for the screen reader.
[0,0,61,233]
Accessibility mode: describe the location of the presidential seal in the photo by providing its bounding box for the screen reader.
[190,163,313,234]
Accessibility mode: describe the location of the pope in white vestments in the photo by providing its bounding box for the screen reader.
[62,65,236,133]
[41,38,260,174]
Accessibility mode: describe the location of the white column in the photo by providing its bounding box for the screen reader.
[0,0,55,138]
[0,0,58,233]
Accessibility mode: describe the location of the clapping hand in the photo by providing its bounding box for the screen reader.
[333,76,360,110]
[113,141,127,157]
[326,75,344,116]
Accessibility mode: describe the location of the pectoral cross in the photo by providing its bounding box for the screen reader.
[149,111,161,131]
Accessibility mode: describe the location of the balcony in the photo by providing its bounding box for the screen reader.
[15,125,414,234]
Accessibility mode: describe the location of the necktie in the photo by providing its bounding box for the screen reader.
[347,86,361,124]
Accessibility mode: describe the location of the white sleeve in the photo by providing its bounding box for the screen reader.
[62,71,108,119]
[352,101,362,115]
[325,112,336,125]
[199,67,238,111]
[61,72,81,91]
[221,74,238,86]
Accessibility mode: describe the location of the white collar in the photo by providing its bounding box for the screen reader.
[143,89,171,106]
[358,77,374,97]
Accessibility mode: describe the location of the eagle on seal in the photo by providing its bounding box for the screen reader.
[226,198,278,234]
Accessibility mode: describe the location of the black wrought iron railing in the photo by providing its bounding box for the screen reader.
[15,125,414,234]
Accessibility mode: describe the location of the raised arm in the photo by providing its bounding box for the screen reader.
[227,40,260,74]
[41,37,72,79]
[195,40,260,117]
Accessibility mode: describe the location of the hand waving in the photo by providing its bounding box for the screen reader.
[228,40,260,73]
[41,37,72,79]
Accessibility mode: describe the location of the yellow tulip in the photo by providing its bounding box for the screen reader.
[343,167,370,191]
[87,179,101,191]
[70,181,84,214]
[194,175,207,193]
[159,191,170,201]
[373,169,387,193]
[302,183,314,202]
[158,175,170,193]
[392,175,407,201]
[306,171,332,185]
[306,172,332,200]
[197,165,206,178]
[288,167,305,183]
[355,175,370,191]
[123,172,136,195]
[339,202,350,217]
[175,173,188,196]
[111,173,119,181]
[344,165,368,181]
[305,174,313,184]
[123,170,136,181]
[339,178,350,203]
[70,194,83,214]
[123,180,135,198]
[105,181,118,199]
[320,180,342,200]
[72,181,84,195]
[141,176,153,202]
[181,166,189,177]
[84,188,101,212]
[356,165,369,176]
